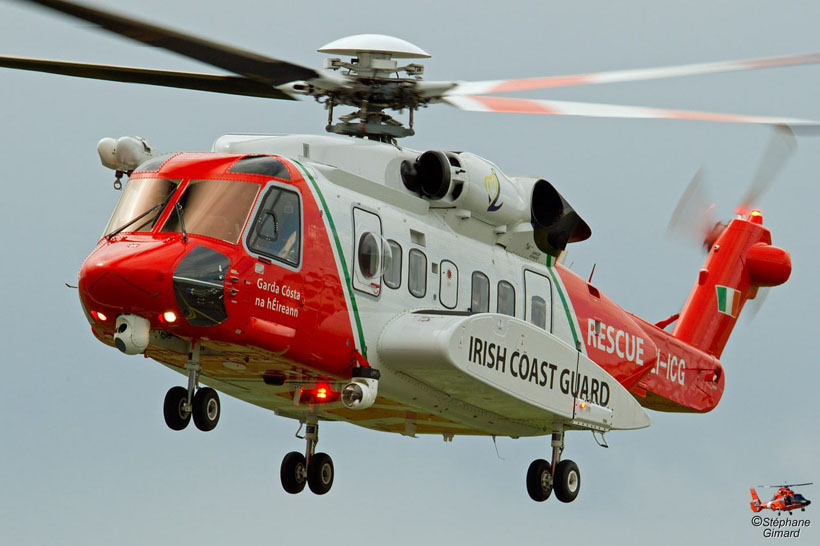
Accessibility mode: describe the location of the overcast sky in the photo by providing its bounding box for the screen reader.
[1,1,818,544]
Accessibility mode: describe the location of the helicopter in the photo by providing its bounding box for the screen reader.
[1,0,817,503]
[750,483,812,515]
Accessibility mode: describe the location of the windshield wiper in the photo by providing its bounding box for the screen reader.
[175,202,188,243]
[105,202,164,240]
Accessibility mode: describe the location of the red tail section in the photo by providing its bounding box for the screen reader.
[750,488,763,512]
[673,214,791,357]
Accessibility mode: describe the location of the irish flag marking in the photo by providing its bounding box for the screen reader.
[716,285,741,317]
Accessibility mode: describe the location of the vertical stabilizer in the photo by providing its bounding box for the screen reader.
[750,488,763,512]
[673,214,791,358]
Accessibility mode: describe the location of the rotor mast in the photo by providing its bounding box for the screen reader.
[314,34,430,141]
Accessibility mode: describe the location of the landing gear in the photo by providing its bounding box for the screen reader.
[525,425,581,503]
[280,452,307,494]
[163,341,220,432]
[280,417,335,495]
[553,459,581,503]
[308,452,334,495]
[526,459,552,502]
[163,386,191,430]
[192,387,220,431]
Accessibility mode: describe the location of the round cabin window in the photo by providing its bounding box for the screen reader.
[357,232,392,279]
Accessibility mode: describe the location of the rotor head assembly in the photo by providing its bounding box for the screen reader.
[4,0,820,143]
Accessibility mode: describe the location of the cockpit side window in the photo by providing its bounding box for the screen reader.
[246,186,302,267]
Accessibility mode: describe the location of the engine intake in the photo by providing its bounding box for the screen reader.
[401,151,591,257]
[401,150,455,199]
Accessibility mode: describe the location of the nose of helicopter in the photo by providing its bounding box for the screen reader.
[79,238,187,321]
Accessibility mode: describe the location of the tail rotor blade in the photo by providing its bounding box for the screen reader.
[746,287,769,320]
[667,167,717,248]
[736,125,797,215]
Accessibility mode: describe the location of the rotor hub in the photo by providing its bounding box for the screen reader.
[314,34,431,140]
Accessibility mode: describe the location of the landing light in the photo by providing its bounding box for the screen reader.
[91,310,108,322]
[162,311,178,323]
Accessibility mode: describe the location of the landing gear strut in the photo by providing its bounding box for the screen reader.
[162,341,220,432]
[526,425,581,503]
[281,417,334,495]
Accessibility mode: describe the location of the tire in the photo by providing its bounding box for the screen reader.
[526,459,552,502]
[281,451,307,494]
[163,386,191,431]
[307,452,334,495]
[192,387,220,432]
[554,460,581,503]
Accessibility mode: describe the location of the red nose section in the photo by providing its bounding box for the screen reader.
[79,238,186,321]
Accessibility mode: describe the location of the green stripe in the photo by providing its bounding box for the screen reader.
[547,257,582,352]
[716,285,727,313]
[293,160,368,357]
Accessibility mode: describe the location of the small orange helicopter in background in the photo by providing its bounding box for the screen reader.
[750,483,812,515]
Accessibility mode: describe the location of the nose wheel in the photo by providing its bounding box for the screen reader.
[280,418,335,495]
[526,426,581,503]
[162,342,221,432]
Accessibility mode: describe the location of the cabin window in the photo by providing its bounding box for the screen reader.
[162,179,260,244]
[471,272,490,313]
[408,249,427,298]
[530,295,547,329]
[497,281,516,316]
[245,186,301,266]
[383,240,402,289]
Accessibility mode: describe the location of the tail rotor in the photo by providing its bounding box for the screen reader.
[668,125,797,252]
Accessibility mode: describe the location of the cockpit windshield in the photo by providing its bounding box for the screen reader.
[161,179,260,244]
[103,177,179,237]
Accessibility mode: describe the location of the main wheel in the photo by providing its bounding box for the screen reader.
[526,459,552,502]
[307,452,334,495]
[553,459,581,503]
[163,386,191,431]
[281,451,307,494]
[192,387,220,432]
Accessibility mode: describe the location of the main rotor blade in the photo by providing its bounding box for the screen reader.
[447,52,820,96]
[15,0,320,86]
[0,55,296,99]
[735,125,797,215]
[443,95,820,128]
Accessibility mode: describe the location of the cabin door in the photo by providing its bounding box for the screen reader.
[524,270,552,332]
[352,207,384,297]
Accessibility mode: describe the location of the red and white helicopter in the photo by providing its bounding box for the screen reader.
[2,0,816,502]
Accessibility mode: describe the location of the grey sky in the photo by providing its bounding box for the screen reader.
[1,1,818,544]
